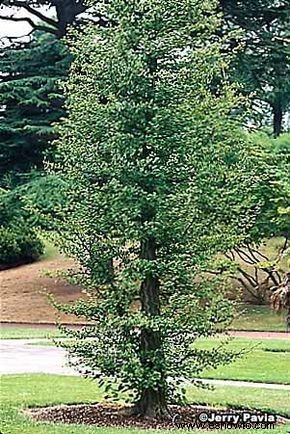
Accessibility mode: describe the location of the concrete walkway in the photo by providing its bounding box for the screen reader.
[0,339,75,376]
[1,339,290,391]
[200,378,290,391]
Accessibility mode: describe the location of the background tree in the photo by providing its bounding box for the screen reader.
[220,0,290,136]
[0,0,107,42]
[51,0,272,419]
[222,133,290,303]
[0,31,71,188]
[0,186,44,269]
[0,31,70,268]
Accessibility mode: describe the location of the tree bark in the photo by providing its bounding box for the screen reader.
[52,0,86,37]
[133,237,169,419]
[272,100,283,137]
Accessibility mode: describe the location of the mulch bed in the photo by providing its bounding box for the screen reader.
[24,403,287,430]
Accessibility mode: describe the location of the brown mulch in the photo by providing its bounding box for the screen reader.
[24,404,287,430]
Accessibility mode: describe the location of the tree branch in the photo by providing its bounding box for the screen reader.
[3,0,58,28]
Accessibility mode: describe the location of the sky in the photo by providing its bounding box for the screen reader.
[0,5,54,42]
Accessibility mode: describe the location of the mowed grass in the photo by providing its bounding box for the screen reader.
[32,336,290,384]
[1,304,287,339]
[1,375,290,434]
[231,304,287,332]
[2,328,289,385]
[196,336,290,385]
[0,326,63,340]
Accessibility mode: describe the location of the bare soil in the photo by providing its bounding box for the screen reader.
[0,255,87,324]
[24,404,287,430]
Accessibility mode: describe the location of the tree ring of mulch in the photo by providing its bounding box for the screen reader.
[23,403,288,430]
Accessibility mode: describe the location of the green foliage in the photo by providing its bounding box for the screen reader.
[0,31,71,188]
[0,31,70,265]
[0,226,43,268]
[221,0,290,135]
[0,188,43,268]
[250,132,290,238]
[51,0,274,416]
[20,174,71,231]
[222,133,289,302]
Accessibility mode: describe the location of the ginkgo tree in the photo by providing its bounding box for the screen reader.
[51,0,271,419]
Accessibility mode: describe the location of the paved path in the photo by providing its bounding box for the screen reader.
[0,339,76,375]
[200,378,290,390]
[1,339,290,391]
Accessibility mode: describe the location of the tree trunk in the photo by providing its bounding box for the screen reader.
[133,387,170,419]
[53,0,86,37]
[272,101,283,137]
[133,237,169,419]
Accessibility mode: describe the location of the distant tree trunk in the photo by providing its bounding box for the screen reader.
[53,0,86,37]
[133,237,169,419]
[272,100,283,137]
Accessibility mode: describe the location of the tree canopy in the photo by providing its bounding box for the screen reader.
[51,0,273,418]
[221,0,290,135]
[0,31,71,188]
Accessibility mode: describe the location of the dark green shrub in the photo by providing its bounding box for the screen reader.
[0,225,44,269]
[0,188,44,269]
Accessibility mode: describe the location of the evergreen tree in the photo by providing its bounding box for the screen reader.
[221,0,290,136]
[0,0,107,40]
[52,0,271,418]
[0,31,71,187]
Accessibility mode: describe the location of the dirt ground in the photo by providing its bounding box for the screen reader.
[0,255,87,324]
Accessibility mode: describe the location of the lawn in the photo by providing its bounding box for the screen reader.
[1,328,289,385]
[1,303,287,340]
[39,237,61,261]
[0,326,63,340]
[231,304,287,332]
[1,375,289,434]
[27,336,290,385]
[196,337,290,384]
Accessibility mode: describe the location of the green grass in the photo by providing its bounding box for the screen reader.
[1,304,286,339]
[231,304,287,332]
[196,337,290,384]
[0,326,63,340]
[34,337,290,385]
[1,375,289,434]
[39,237,60,261]
[10,335,290,384]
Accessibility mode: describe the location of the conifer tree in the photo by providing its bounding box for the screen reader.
[0,32,71,187]
[221,0,290,135]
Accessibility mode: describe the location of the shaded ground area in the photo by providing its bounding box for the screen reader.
[0,255,86,324]
[230,304,286,332]
[24,403,288,430]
